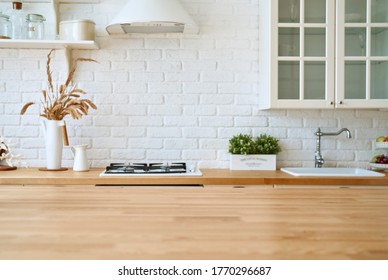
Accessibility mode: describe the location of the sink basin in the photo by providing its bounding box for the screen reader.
[281,167,384,177]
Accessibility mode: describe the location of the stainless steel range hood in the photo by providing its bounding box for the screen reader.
[106,0,199,35]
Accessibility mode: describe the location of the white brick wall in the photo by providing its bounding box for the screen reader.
[1,0,388,169]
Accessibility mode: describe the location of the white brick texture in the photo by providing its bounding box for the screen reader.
[0,0,386,169]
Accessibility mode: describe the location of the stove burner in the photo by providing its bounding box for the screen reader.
[105,162,188,174]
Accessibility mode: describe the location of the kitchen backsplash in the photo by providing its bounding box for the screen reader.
[1,0,388,169]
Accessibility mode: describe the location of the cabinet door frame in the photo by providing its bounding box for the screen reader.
[335,0,388,108]
[260,0,388,109]
[260,0,336,109]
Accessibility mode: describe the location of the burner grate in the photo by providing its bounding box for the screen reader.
[104,162,187,174]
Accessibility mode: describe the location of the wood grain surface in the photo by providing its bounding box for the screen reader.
[0,168,387,186]
[1,185,388,260]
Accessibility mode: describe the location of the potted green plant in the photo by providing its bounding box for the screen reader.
[228,133,281,170]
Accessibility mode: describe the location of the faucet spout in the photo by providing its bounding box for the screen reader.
[318,128,352,138]
[337,128,352,139]
[314,127,352,168]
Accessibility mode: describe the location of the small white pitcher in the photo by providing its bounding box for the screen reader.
[70,144,89,172]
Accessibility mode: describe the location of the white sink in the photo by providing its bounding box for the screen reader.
[281,167,384,177]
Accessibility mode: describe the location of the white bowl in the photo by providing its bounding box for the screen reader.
[369,163,388,171]
[59,19,95,41]
[375,142,388,149]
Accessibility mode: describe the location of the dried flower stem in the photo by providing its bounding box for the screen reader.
[46,49,54,93]
[20,49,98,120]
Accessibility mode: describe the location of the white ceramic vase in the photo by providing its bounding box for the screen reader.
[42,119,65,170]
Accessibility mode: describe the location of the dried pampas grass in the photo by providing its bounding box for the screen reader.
[20,49,98,120]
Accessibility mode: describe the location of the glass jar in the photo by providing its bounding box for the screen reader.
[10,1,27,39]
[26,13,45,40]
[0,13,12,39]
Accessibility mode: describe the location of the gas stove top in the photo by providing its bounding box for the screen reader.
[100,162,202,177]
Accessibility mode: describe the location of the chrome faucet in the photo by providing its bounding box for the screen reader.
[314,128,352,168]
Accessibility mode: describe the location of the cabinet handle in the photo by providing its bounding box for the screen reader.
[338,101,343,105]
[330,101,334,105]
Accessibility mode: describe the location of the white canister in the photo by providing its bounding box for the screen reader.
[59,19,95,41]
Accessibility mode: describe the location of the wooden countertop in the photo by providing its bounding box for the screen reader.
[1,185,388,259]
[0,168,388,186]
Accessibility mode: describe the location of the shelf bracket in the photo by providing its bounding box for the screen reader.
[63,46,72,78]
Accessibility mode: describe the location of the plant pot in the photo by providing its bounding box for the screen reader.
[230,154,276,170]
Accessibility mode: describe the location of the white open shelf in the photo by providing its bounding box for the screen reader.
[0,39,99,74]
[0,39,98,50]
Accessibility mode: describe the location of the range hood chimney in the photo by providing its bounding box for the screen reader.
[106,0,199,35]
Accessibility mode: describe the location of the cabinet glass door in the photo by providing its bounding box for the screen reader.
[277,0,333,107]
[339,0,388,107]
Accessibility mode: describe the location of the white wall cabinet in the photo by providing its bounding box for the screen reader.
[259,0,388,109]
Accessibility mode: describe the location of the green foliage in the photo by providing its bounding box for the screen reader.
[228,133,281,155]
[255,134,282,154]
[228,134,257,155]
